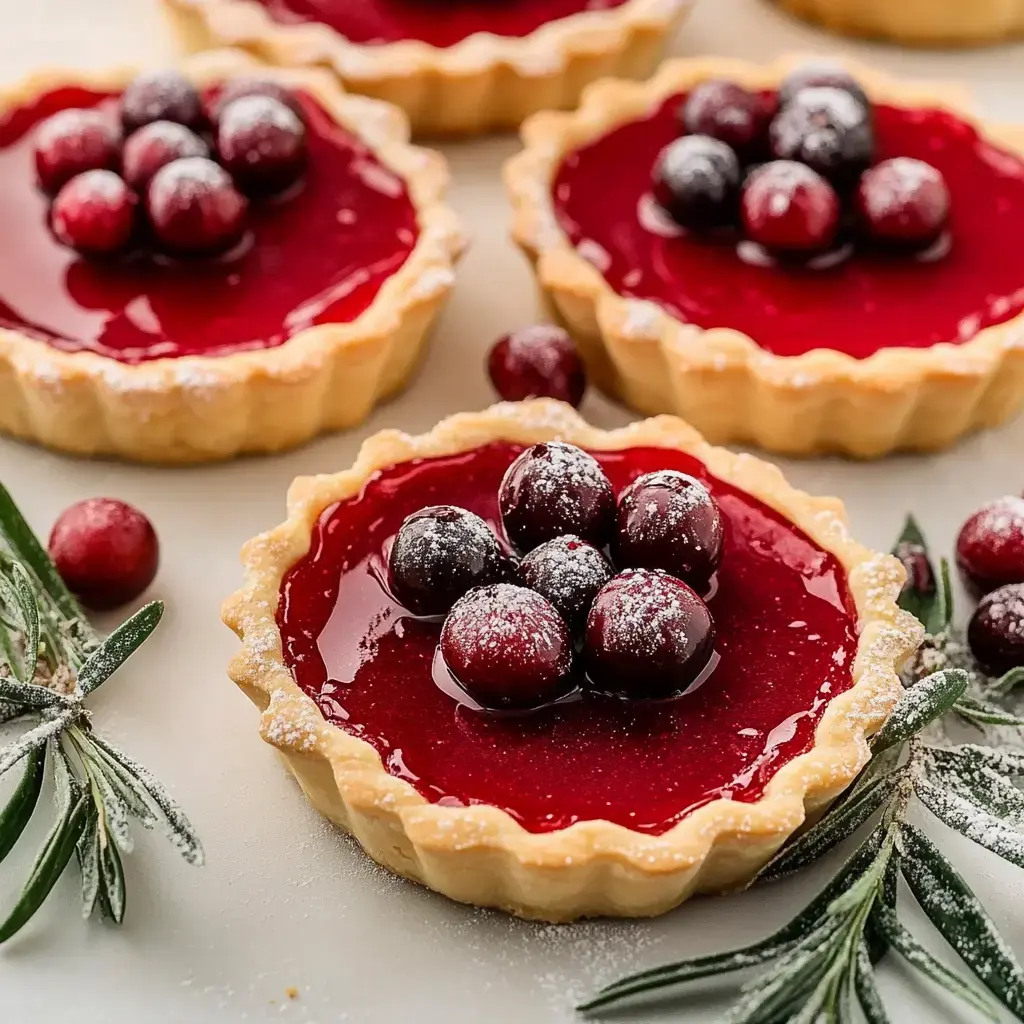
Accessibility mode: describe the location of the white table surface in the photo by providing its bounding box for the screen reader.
[2,2,1024,1022]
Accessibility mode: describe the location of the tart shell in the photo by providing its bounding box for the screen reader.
[222,400,922,922]
[505,56,1024,459]
[0,50,465,464]
[163,0,695,136]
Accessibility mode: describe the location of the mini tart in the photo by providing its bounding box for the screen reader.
[0,50,464,463]
[164,0,694,136]
[222,400,921,922]
[506,56,1024,459]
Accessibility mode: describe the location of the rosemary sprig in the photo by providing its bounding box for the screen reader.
[581,516,1024,1022]
[0,482,202,945]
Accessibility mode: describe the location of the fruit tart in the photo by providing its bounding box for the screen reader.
[506,56,1024,458]
[163,0,695,136]
[223,400,921,921]
[0,49,464,463]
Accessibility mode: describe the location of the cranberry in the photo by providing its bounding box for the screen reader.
[121,70,204,133]
[518,535,613,632]
[968,584,1024,676]
[209,77,304,122]
[893,540,937,606]
[778,64,869,111]
[122,121,209,191]
[653,135,741,229]
[388,505,508,616]
[147,157,248,257]
[216,96,307,195]
[681,80,769,162]
[34,109,120,194]
[956,497,1024,599]
[48,498,159,611]
[51,171,138,257]
[584,570,715,699]
[614,471,724,592]
[499,442,616,554]
[486,325,587,409]
[856,158,950,250]
[741,161,840,255]
[440,584,573,709]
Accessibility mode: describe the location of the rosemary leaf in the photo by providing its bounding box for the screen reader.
[931,742,1024,779]
[82,737,158,829]
[0,709,75,778]
[918,779,1024,869]
[929,558,953,636]
[924,747,1024,824]
[77,808,101,919]
[0,744,45,864]
[954,694,1024,729]
[0,700,26,725]
[990,667,1024,697]
[89,760,135,855]
[9,563,40,683]
[871,669,969,753]
[99,835,126,925]
[76,602,163,697]
[0,675,67,710]
[855,943,891,1024]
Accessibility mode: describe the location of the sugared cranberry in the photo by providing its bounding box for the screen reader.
[209,77,304,122]
[893,540,937,606]
[121,70,204,133]
[216,96,307,195]
[34,109,120,194]
[499,442,616,554]
[51,171,137,257]
[584,570,716,699]
[956,497,1024,599]
[614,471,724,593]
[770,87,874,185]
[147,157,248,257]
[440,584,573,709]
[778,64,869,111]
[487,325,587,408]
[856,158,950,250]
[518,535,613,632]
[741,161,840,255]
[681,80,769,162]
[968,583,1024,676]
[48,498,159,611]
[122,121,209,191]
[388,505,508,617]
[653,135,741,229]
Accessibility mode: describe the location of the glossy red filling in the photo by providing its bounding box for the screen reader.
[0,87,418,363]
[278,443,859,835]
[256,0,628,48]
[553,96,1024,359]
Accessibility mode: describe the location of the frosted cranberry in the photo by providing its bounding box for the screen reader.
[51,171,137,257]
[614,471,724,593]
[34,109,120,194]
[49,498,159,611]
[778,64,869,110]
[440,584,573,709]
[856,158,950,250]
[742,161,840,255]
[147,157,248,257]
[388,505,507,616]
[968,584,1024,676]
[216,96,307,195]
[487,325,586,408]
[681,80,769,162]
[122,121,209,191]
[956,497,1024,599]
[121,71,204,133]
[653,135,741,229]
[584,570,716,700]
[499,442,616,554]
[518,535,612,632]
[209,78,304,121]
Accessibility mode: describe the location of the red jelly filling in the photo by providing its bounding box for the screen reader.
[0,87,417,364]
[554,96,1024,359]
[278,443,859,836]
[256,0,628,48]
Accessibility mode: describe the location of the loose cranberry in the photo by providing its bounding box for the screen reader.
[216,96,307,195]
[741,161,840,255]
[121,70,204,133]
[518,535,613,632]
[440,584,573,709]
[51,171,138,257]
[48,498,159,611]
[653,135,741,229]
[147,157,248,257]
[614,471,724,592]
[968,584,1024,676]
[956,497,1024,599]
[856,158,950,250]
[486,325,587,409]
[388,505,508,616]
[34,109,120,194]
[681,80,770,162]
[499,442,616,554]
[209,77,304,122]
[122,121,209,191]
[584,570,716,699]
[893,540,937,606]
[778,64,870,111]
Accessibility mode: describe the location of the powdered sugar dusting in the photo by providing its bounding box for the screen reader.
[219,94,304,144]
[967,495,1024,543]
[505,442,611,528]
[519,535,612,628]
[148,156,232,206]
